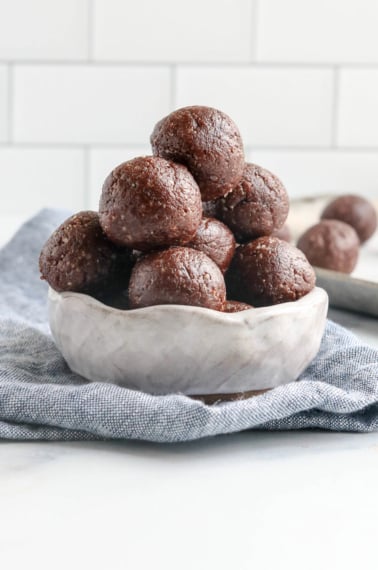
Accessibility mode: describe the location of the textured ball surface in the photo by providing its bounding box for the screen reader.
[224,300,253,313]
[218,163,289,241]
[99,156,202,251]
[129,246,226,311]
[39,211,133,295]
[227,236,315,307]
[151,106,245,201]
[321,194,377,244]
[188,217,236,273]
[297,219,359,274]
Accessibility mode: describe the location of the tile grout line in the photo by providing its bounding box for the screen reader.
[250,0,259,62]
[87,0,94,62]
[1,142,378,152]
[2,60,378,69]
[0,142,152,149]
[331,66,340,148]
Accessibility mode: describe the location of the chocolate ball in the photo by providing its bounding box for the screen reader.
[218,163,289,242]
[39,211,133,295]
[188,217,236,273]
[321,194,377,244]
[128,246,226,311]
[224,300,253,313]
[272,224,291,243]
[227,236,315,307]
[99,156,202,251]
[151,106,245,201]
[297,219,359,274]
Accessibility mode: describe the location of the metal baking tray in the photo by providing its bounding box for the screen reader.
[314,268,378,317]
[289,196,378,317]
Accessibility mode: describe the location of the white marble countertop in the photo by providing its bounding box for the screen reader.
[1,213,378,570]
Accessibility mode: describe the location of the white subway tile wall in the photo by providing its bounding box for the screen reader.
[176,67,334,146]
[93,0,254,62]
[0,0,89,61]
[256,0,378,63]
[249,150,378,198]
[13,66,171,143]
[0,0,377,216]
[337,69,378,147]
[0,148,85,216]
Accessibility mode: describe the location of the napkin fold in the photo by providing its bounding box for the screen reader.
[1,209,378,442]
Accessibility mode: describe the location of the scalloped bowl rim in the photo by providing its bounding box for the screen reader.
[48,286,324,320]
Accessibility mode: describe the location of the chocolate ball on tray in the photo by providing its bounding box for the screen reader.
[321,194,377,244]
[227,236,315,307]
[218,163,289,242]
[99,156,202,251]
[188,217,236,273]
[39,211,133,296]
[128,246,226,311]
[151,106,245,201]
[297,219,359,274]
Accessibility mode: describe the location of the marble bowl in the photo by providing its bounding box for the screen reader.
[48,286,328,399]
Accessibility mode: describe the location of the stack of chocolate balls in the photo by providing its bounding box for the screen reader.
[297,195,377,274]
[39,105,316,312]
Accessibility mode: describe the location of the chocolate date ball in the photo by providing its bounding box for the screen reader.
[218,163,289,242]
[321,194,377,244]
[151,106,245,201]
[227,236,315,307]
[128,246,226,311]
[224,300,253,313]
[297,219,359,274]
[99,156,202,251]
[188,217,236,273]
[39,211,133,295]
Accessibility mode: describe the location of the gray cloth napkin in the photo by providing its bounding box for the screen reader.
[1,209,378,442]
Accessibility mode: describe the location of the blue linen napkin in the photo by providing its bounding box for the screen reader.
[1,209,378,442]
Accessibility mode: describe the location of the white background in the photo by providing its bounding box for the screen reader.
[0,0,378,218]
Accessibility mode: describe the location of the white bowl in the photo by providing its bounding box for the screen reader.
[48,287,328,398]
